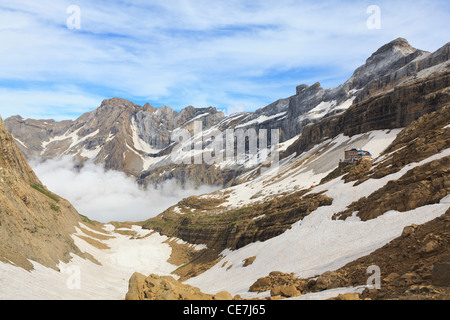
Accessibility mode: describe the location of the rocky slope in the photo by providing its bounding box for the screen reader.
[0,116,84,271]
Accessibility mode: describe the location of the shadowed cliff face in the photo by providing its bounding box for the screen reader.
[0,116,82,271]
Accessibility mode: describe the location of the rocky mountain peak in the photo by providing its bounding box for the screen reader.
[143,102,156,113]
[348,38,424,91]
[100,97,137,108]
[362,38,419,71]
[295,82,323,96]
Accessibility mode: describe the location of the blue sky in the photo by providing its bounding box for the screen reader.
[0,0,449,120]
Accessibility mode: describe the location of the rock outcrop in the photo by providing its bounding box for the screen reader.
[125,272,234,300]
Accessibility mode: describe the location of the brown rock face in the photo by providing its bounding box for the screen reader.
[125,272,148,300]
[334,293,360,300]
[0,116,82,271]
[125,272,234,301]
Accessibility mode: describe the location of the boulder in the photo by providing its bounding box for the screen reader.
[401,225,417,237]
[249,277,271,292]
[315,271,341,291]
[420,240,440,256]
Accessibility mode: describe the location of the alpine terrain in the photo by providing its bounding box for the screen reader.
[0,38,449,300]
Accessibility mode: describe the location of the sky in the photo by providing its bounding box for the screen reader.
[0,0,449,120]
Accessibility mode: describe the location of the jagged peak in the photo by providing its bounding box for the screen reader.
[295,82,323,96]
[373,37,416,55]
[346,38,424,90]
[99,97,137,109]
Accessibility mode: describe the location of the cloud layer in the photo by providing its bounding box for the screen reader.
[0,0,449,119]
[31,157,218,223]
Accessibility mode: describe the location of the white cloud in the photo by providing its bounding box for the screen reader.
[0,87,103,120]
[30,157,218,223]
[0,0,449,119]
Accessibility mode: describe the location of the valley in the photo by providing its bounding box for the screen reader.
[0,37,449,301]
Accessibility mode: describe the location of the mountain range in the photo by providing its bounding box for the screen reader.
[7,38,449,187]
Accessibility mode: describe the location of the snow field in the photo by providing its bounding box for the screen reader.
[0,224,178,300]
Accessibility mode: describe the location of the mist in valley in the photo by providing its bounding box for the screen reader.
[31,157,219,223]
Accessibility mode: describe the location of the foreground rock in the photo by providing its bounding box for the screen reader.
[125,273,234,301]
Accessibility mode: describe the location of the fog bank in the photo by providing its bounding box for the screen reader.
[31,157,219,223]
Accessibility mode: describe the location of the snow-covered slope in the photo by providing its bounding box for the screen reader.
[0,224,178,300]
[192,129,403,211]
[184,147,450,297]
[2,125,446,300]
